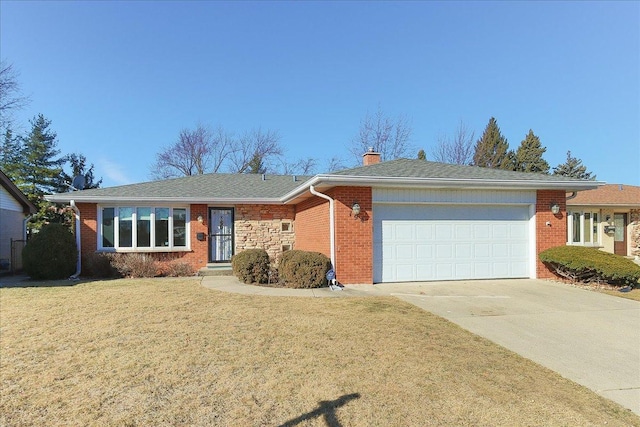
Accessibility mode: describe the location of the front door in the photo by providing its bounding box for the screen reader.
[613,213,627,256]
[209,208,234,262]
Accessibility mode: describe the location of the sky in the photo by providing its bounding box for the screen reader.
[1,1,639,188]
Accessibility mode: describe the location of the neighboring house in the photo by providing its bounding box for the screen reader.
[46,152,601,284]
[566,184,640,259]
[0,170,37,272]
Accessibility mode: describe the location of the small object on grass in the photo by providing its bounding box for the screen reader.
[618,286,632,293]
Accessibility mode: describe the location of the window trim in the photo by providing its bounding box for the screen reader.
[97,205,191,252]
[567,209,601,247]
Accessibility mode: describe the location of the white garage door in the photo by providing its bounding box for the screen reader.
[373,204,531,283]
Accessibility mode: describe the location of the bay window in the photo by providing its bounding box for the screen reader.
[99,206,189,251]
[568,210,600,246]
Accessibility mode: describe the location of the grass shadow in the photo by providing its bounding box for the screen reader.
[0,274,101,288]
[277,393,361,427]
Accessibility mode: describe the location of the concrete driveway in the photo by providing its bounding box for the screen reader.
[352,279,640,416]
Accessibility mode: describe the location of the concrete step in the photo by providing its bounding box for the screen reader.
[198,263,233,277]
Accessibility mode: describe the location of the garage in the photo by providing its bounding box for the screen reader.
[372,189,535,283]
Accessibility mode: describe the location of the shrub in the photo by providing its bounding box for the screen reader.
[232,249,270,284]
[110,253,159,278]
[278,250,332,289]
[22,223,78,280]
[540,246,640,287]
[165,261,195,277]
[82,253,118,278]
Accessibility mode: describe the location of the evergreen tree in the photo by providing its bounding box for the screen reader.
[56,153,102,192]
[20,114,64,202]
[1,126,24,180]
[514,130,550,174]
[472,117,513,169]
[417,149,427,160]
[552,151,596,180]
[246,152,266,174]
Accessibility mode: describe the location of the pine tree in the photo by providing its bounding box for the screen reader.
[1,126,24,180]
[20,114,64,202]
[514,130,550,174]
[552,151,596,180]
[417,149,427,160]
[56,153,102,192]
[472,117,513,169]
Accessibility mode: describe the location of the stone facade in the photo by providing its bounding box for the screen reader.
[631,209,640,258]
[234,204,296,263]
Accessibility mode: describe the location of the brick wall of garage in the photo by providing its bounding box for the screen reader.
[294,195,331,259]
[535,190,567,279]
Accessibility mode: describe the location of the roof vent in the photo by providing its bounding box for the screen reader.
[262,174,266,181]
[619,184,623,191]
[293,175,297,182]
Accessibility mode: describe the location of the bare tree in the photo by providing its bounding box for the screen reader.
[350,106,413,162]
[431,121,475,165]
[325,156,348,172]
[279,157,317,175]
[228,127,283,173]
[0,61,30,130]
[151,124,232,179]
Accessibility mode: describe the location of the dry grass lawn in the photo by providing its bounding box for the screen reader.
[1,277,638,426]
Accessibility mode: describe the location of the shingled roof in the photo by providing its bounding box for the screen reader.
[46,158,602,204]
[567,184,640,207]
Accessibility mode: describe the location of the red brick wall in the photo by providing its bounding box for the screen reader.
[331,187,373,284]
[294,187,374,284]
[295,196,331,257]
[536,190,567,279]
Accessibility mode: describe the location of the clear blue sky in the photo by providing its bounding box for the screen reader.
[2,1,639,187]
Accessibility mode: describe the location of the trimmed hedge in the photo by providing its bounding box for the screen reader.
[232,249,270,284]
[22,223,78,280]
[278,250,332,289]
[539,246,640,287]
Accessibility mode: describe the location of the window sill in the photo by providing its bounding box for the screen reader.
[97,247,192,253]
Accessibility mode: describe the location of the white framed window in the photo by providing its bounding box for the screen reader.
[567,210,600,246]
[98,206,189,251]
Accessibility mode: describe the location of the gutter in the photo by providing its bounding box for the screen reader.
[309,185,336,273]
[69,200,81,280]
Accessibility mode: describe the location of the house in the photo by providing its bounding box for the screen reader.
[46,152,602,284]
[0,170,37,272]
[566,184,640,259]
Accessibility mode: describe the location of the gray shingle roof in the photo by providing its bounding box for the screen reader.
[48,173,312,202]
[331,158,590,183]
[46,158,601,203]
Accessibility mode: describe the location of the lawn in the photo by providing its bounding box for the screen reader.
[1,278,638,426]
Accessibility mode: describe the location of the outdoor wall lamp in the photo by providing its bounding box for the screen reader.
[352,202,361,218]
[197,215,204,223]
[550,202,560,215]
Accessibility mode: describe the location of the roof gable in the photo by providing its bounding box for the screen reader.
[0,170,37,214]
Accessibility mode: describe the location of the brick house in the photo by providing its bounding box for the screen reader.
[46,153,601,284]
[566,184,640,259]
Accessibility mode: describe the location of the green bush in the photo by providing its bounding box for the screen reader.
[232,249,270,284]
[278,250,332,289]
[82,253,118,278]
[540,246,640,287]
[22,223,78,280]
[110,253,158,278]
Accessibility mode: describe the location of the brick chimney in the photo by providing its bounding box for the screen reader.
[362,147,381,166]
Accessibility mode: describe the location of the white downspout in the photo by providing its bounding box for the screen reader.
[309,185,336,272]
[23,215,33,240]
[70,200,81,279]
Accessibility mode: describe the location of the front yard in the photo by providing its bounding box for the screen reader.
[1,278,638,426]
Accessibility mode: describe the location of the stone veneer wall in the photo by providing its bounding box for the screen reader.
[631,209,640,258]
[234,204,296,263]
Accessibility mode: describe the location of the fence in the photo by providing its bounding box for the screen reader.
[10,239,27,273]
